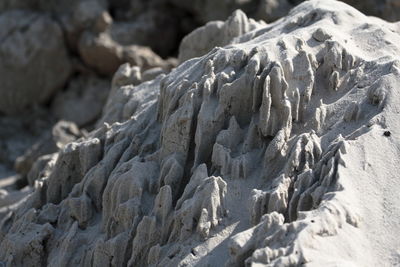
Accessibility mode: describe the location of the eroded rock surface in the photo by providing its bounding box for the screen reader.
[178,10,265,62]
[1,1,400,266]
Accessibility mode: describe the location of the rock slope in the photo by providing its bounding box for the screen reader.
[1,0,400,266]
[1,0,400,199]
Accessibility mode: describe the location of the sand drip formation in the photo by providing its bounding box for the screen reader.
[1,0,400,266]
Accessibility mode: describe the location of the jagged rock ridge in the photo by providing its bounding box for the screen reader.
[1,0,400,266]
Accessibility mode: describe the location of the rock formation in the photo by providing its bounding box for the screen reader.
[178,10,265,62]
[1,1,400,266]
[0,10,71,114]
[1,0,399,191]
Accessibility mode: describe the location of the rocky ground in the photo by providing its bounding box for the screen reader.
[0,0,400,266]
[1,0,399,190]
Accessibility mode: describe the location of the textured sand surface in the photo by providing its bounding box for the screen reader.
[0,0,399,207]
[1,0,400,266]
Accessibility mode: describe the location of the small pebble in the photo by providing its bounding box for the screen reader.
[383,131,391,137]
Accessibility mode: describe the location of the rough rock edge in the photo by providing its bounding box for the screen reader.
[1,1,400,266]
